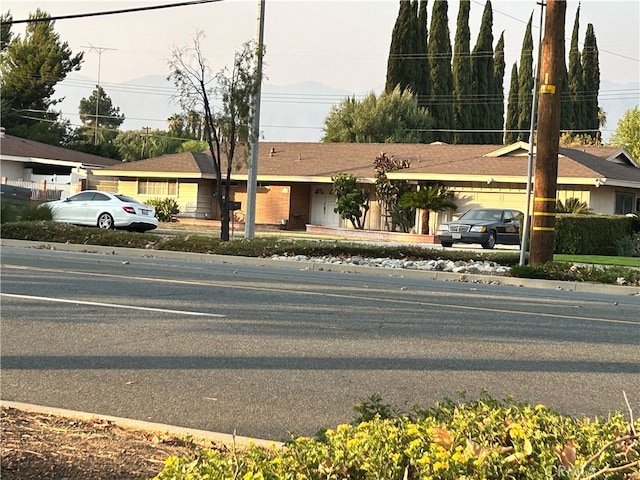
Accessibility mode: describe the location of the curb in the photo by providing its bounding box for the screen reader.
[0,400,283,449]
[2,238,639,296]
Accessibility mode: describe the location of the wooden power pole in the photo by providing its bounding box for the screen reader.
[530,0,566,264]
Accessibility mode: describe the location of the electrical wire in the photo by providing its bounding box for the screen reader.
[2,0,222,25]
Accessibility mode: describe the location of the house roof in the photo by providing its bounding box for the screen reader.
[93,142,640,187]
[0,134,121,167]
[97,151,218,178]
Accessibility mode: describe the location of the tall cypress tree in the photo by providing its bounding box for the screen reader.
[560,58,571,136]
[566,5,584,132]
[516,13,534,142]
[452,0,472,144]
[416,0,430,107]
[491,31,505,144]
[427,0,453,143]
[386,1,415,94]
[582,23,600,139]
[504,63,519,144]
[470,0,494,143]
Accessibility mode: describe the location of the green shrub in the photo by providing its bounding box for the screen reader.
[1,202,52,224]
[154,395,640,480]
[511,261,640,286]
[1,202,20,224]
[615,233,640,257]
[147,197,180,222]
[555,215,636,255]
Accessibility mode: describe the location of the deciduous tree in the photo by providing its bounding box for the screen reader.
[331,172,369,230]
[114,129,183,162]
[322,87,433,143]
[610,106,640,161]
[169,31,262,241]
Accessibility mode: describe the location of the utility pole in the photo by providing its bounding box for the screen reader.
[81,44,116,145]
[245,0,265,239]
[519,1,546,266]
[529,0,566,264]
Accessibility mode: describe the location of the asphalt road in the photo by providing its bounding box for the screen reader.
[1,244,639,442]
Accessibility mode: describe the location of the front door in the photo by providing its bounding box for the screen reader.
[310,186,339,227]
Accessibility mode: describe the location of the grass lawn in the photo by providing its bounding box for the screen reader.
[554,254,640,267]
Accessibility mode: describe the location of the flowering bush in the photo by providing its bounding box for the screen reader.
[154,395,639,479]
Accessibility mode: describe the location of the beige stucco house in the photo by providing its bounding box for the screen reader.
[93,141,640,233]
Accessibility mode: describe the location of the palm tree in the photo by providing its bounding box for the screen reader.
[399,183,457,234]
[556,197,592,214]
[167,113,184,136]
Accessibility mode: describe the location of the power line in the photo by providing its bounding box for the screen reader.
[2,0,222,25]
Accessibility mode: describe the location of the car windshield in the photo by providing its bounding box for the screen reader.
[459,209,502,221]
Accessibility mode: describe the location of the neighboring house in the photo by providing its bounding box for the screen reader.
[0,132,121,200]
[93,141,640,232]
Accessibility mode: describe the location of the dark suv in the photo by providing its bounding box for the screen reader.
[435,208,523,249]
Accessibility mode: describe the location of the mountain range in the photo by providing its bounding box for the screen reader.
[54,72,637,144]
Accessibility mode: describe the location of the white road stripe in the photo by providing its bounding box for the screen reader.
[1,293,225,317]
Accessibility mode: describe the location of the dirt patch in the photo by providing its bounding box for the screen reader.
[1,406,226,480]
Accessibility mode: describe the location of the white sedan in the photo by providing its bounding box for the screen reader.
[44,191,158,231]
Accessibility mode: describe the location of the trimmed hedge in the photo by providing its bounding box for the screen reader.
[554,215,639,255]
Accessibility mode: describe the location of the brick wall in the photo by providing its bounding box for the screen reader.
[232,184,292,225]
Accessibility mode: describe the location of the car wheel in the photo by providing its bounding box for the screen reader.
[97,213,114,229]
[482,231,496,249]
[441,242,453,247]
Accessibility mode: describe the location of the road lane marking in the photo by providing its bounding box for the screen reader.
[2,264,637,326]
[1,293,225,317]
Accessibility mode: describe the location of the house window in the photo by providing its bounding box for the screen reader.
[614,192,635,214]
[138,179,178,196]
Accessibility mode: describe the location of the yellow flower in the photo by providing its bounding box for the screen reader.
[433,460,449,471]
[408,438,423,450]
[407,424,421,437]
[336,423,351,434]
[508,423,525,439]
[451,451,466,463]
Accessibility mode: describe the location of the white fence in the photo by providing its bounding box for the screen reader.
[2,180,71,201]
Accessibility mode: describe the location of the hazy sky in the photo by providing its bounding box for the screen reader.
[5,0,639,89]
[4,1,639,140]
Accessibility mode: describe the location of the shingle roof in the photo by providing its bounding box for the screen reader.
[95,142,640,185]
[106,151,218,175]
[0,134,121,167]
